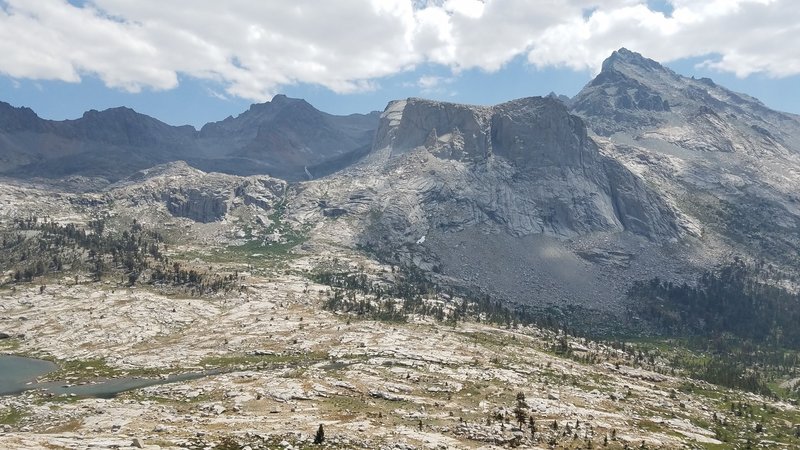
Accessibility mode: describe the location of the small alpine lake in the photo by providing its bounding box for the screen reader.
[0,355,216,398]
[0,355,58,395]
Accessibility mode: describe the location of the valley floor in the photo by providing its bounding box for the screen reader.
[2,254,799,450]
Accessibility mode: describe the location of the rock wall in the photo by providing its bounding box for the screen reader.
[163,188,230,223]
[368,97,684,243]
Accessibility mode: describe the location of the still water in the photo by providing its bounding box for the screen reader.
[1,355,216,397]
[0,355,57,395]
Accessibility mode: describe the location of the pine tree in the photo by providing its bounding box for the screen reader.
[314,423,325,445]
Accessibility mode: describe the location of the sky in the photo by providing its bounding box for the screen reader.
[0,0,799,128]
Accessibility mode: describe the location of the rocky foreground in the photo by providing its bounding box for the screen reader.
[2,248,799,450]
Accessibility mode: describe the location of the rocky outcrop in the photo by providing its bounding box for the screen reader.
[490,97,591,168]
[113,162,287,223]
[163,188,230,223]
[602,159,679,239]
[235,178,287,211]
[383,98,491,161]
[368,96,683,243]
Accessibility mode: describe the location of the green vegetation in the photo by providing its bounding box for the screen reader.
[628,258,800,397]
[198,200,308,268]
[46,358,123,380]
[39,357,165,382]
[199,351,328,371]
[0,406,26,426]
[1,217,238,295]
[0,337,21,352]
[236,199,310,257]
[2,216,164,283]
[630,258,800,347]
[312,265,577,328]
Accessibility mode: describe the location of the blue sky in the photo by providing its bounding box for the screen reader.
[2,55,798,129]
[1,1,799,127]
[0,57,593,127]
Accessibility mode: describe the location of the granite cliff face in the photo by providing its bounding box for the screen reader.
[361,96,683,243]
[380,99,492,160]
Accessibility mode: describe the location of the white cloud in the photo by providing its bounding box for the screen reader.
[525,0,797,76]
[417,75,452,89]
[0,0,797,101]
[205,88,229,101]
[415,75,457,95]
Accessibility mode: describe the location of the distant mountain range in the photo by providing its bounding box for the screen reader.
[0,94,379,182]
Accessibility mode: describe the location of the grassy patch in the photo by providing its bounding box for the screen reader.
[226,236,307,260]
[636,419,665,433]
[199,351,328,371]
[226,200,309,261]
[39,358,123,382]
[42,418,83,433]
[0,406,27,425]
[323,394,372,419]
[0,337,22,352]
[39,357,165,383]
[457,331,523,349]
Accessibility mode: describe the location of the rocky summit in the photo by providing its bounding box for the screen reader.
[571,48,800,270]
[2,49,800,449]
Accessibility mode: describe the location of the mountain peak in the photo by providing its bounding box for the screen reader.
[246,94,312,115]
[0,100,41,120]
[0,101,44,132]
[601,48,665,74]
[80,106,149,123]
[271,93,290,103]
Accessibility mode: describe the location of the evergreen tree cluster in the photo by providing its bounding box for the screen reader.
[2,217,237,295]
[629,257,800,396]
[630,257,800,348]
[312,266,562,328]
